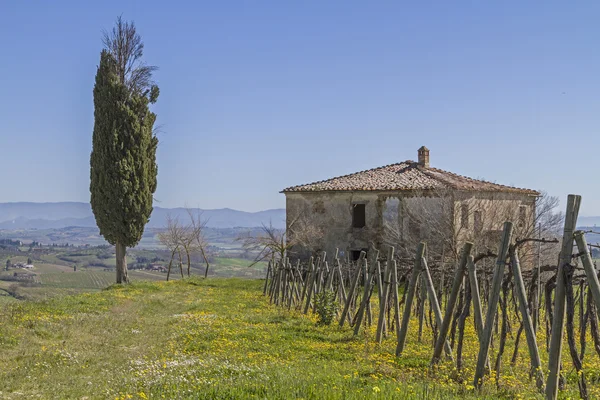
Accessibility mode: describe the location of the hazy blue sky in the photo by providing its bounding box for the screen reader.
[1,2,599,214]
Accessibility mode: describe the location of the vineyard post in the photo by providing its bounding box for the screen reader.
[354,252,379,335]
[391,259,402,343]
[339,251,365,328]
[376,247,395,343]
[313,254,326,313]
[546,194,581,400]
[439,245,445,304]
[534,222,542,332]
[467,255,490,371]
[422,256,454,360]
[281,259,289,306]
[303,258,317,314]
[263,260,271,295]
[269,261,280,304]
[432,241,472,365]
[574,232,600,313]
[467,255,484,339]
[473,221,512,389]
[396,242,426,356]
[510,248,544,392]
[335,256,348,307]
[418,273,427,342]
[300,256,313,305]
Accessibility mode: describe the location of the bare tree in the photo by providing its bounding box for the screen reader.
[186,208,212,278]
[382,189,562,268]
[158,210,212,279]
[102,16,159,100]
[239,222,287,267]
[157,214,184,281]
[239,211,323,266]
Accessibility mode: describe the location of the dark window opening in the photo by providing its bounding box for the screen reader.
[351,249,368,261]
[352,204,366,228]
[474,211,482,233]
[518,206,526,228]
[461,203,469,229]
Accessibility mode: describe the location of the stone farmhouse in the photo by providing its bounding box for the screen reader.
[282,146,539,263]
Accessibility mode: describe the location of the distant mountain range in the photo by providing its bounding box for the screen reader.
[0,202,286,230]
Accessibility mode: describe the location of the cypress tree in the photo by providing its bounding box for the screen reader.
[90,20,159,284]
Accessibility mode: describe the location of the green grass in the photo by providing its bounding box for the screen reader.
[0,251,266,302]
[0,264,166,301]
[209,257,267,278]
[2,278,590,399]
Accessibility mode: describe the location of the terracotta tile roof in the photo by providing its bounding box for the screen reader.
[281,161,539,195]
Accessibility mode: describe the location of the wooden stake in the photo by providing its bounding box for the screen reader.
[376,247,395,343]
[303,259,317,314]
[432,242,473,365]
[546,194,581,400]
[300,257,313,305]
[354,255,378,335]
[339,251,365,328]
[511,249,544,392]
[396,242,426,356]
[474,222,512,389]
[391,260,402,343]
[574,231,600,315]
[467,256,484,339]
[263,260,271,295]
[422,256,453,360]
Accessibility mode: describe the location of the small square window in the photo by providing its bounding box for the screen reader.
[352,204,366,228]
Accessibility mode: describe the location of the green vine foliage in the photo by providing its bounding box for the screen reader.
[314,290,339,326]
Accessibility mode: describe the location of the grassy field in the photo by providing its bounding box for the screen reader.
[1,278,598,399]
[0,240,267,301]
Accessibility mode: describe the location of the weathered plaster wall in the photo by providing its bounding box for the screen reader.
[285,191,447,259]
[285,190,537,264]
[285,192,381,259]
[452,191,537,243]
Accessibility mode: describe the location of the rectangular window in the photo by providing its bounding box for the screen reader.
[474,211,482,233]
[352,204,366,228]
[461,203,469,229]
[518,206,526,228]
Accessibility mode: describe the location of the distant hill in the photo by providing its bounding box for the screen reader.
[0,202,286,230]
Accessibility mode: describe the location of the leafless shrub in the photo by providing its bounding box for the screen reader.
[239,212,323,266]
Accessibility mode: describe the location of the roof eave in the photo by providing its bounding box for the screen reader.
[282,187,540,195]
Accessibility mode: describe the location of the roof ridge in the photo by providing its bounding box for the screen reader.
[281,161,411,193]
[415,165,457,189]
[281,160,539,195]
[425,166,538,194]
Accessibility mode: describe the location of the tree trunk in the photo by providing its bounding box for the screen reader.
[115,241,129,284]
[178,248,185,279]
[166,249,176,281]
[201,247,210,278]
[185,247,191,277]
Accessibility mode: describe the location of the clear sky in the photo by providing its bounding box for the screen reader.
[1,2,599,214]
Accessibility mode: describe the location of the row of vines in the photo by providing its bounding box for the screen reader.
[263,194,600,399]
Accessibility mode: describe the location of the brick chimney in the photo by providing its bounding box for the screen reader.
[417,146,430,167]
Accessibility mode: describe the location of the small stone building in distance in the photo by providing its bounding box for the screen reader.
[282,146,539,263]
